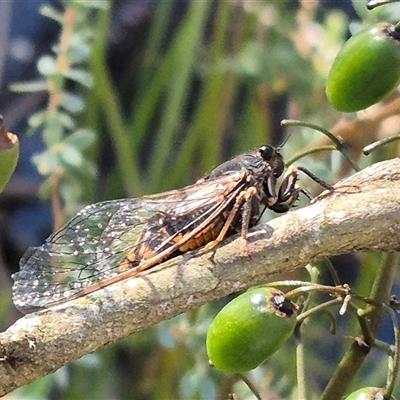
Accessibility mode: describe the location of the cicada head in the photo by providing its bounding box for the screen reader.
[258,145,285,179]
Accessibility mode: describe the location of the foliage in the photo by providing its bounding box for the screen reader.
[5,0,400,399]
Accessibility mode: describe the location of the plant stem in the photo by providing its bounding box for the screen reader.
[363,134,400,155]
[281,119,360,171]
[285,284,349,301]
[47,6,77,115]
[285,145,336,166]
[320,253,399,400]
[296,298,343,325]
[296,328,309,400]
[367,0,400,10]
[383,305,400,398]
[235,374,262,400]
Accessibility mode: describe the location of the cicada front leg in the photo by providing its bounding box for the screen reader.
[270,165,335,213]
[269,166,302,213]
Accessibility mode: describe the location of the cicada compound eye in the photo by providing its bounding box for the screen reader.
[259,145,275,161]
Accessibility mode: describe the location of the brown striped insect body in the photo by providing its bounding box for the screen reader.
[12,145,333,313]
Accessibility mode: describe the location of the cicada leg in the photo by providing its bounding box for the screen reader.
[204,187,258,250]
[296,165,335,191]
[270,165,335,213]
[269,166,302,213]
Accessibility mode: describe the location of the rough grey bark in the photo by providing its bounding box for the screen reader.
[1,158,400,396]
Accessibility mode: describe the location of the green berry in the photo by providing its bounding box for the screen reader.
[206,287,297,373]
[0,118,19,194]
[326,23,400,112]
[345,387,396,400]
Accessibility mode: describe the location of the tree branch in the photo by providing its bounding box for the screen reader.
[1,158,400,395]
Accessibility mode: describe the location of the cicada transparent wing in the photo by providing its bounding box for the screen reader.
[12,172,246,313]
[13,199,150,312]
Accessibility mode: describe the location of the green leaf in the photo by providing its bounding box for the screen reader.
[60,144,84,168]
[28,111,46,130]
[41,112,75,146]
[66,68,94,87]
[69,41,91,63]
[61,91,85,114]
[71,0,110,10]
[40,5,63,24]
[37,55,58,76]
[42,123,63,147]
[9,80,48,93]
[64,129,96,149]
[57,112,76,129]
[32,150,62,176]
[82,160,96,177]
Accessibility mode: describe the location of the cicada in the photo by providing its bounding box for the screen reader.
[12,145,333,313]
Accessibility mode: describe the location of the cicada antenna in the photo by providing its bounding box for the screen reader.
[277,130,293,150]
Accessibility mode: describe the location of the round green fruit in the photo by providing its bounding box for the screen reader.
[206,287,297,373]
[345,387,396,400]
[0,120,19,194]
[326,23,400,112]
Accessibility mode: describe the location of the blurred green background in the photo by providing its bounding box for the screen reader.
[2,0,400,399]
